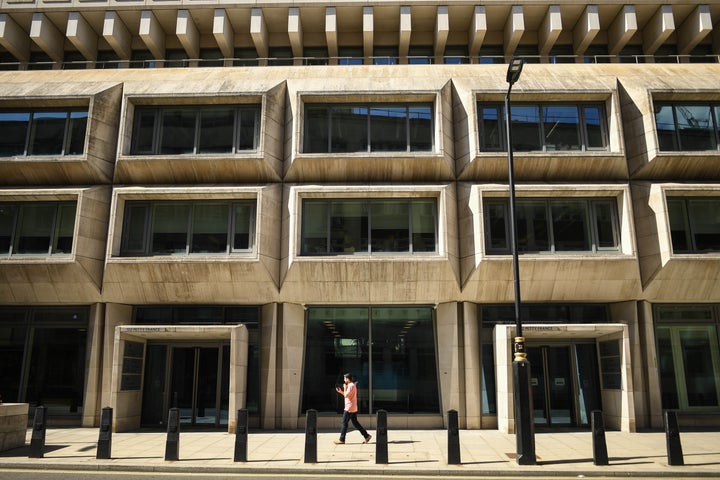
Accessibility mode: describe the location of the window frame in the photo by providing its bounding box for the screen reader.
[0,108,88,157]
[0,201,77,257]
[654,102,720,152]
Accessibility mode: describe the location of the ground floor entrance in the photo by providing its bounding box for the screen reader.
[527,343,601,428]
[141,343,230,428]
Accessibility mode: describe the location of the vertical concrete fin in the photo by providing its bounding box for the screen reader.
[608,5,638,56]
[399,6,411,61]
[573,5,600,56]
[176,10,199,60]
[139,10,166,60]
[504,6,524,58]
[29,12,64,62]
[0,13,30,62]
[538,5,562,56]
[643,5,675,55]
[677,5,712,55]
[468,6,487,59]
[213,9,234,59]
[102,11,131,60]
[434,5,449,58]
[363,6,373,64]
[326,7,338,61]
[67,12,98,61]
[288,8,303,59]
[250,8,269,59]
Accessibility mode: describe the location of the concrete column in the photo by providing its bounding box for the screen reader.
[363,7,373,65]
[0,13,30,63]
[677,4,712,55]
[636,300,664,428]
[436,302,464,427]
[139,10,165,61]
[101,304,132,415]
[177,10,199,63]
[608,5,637,56]
[468,6,487,62]
[103,11,131,61]
[325,7,338,64]
[260,303,279,429]
[538,5,562,56]
[67,12,97,62]
[213,9,234,61]
[462,302,482,429]
[494,325,513,434]
[573,5,600,57]
[250,8,268,64]
[399,6,411,64]
[81,303,105,427]
[504,6,524,59]
[643,5,675,55]
[434,6,449,61]
[278,303,305,429]
[228,325,249,434]
[288,8,303,65]
[29,12,64,63]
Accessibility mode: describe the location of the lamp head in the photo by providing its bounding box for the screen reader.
[506,57,524,85]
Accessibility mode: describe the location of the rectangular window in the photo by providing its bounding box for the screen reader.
[120,200,255,256]
[654,103,720,151]
[0,202,76,257]
[304,103,433,153]
[0,109,88,157]
[300,198,437,255]
[484,197,620,254]
[667,197,720,253]
[130,105,260,155]
[478,102,608,152]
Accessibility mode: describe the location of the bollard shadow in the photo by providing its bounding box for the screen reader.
[242,458,303,463]
[388,459,438,465]
[460,460,509,465]
[316,459,369,464]
[388,440,417,445]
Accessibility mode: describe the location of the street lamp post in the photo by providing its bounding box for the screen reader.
[505,57,536,465]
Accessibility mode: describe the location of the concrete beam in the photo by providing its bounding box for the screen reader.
[363,6,373,64]
[288,7,303,59]
[503,6,524,58]
[677,4,712,55]
[608,5,637,55]
[326,7,338,61]
[67,12,97,61]
[213,9,234,59]
[177,10,199,60]
[0,13,30,63]
[643,5,674,55]
[250,8,268,59]
[399,6,411,61]
[29,12,64,62]
[538,5,562,56]
[468,6,487,59]
[139,10,165,60]
[434,5,449,58]
[103,11,131,60]
[573,5,600,55]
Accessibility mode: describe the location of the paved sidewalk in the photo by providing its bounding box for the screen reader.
[0,427,719,477]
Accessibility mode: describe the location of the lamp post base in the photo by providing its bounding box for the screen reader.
[513,353,536,465]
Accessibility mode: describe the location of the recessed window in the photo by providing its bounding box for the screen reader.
[120,200,255,256]
[301,198,437,255]
[130,105,260,155]
[667,197,720,253]
[484,197,620,254]
[0,202,77,256]
[0,109,88,157]
[303,103,433,153]
[478,102,608,152]
[654,103,720,151]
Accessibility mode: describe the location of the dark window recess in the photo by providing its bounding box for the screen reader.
[0,202,77,256]
[654,103,720,152]
[667,197,720,253]
[0,109,88,157]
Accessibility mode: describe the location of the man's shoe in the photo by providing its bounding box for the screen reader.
[334,440,345,445]
[364,435,372,444]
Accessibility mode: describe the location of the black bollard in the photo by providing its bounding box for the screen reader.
[96,407,113,459]
[304,409,318,463]
[664,410,684,466]
[164,407,180,461]
[375,409,388,464]
[447,409,461,464]
[234,409,249,462]
[591,410,609,466]
[29,406,47,459]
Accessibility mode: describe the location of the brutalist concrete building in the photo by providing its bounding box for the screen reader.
[1,0,719,434]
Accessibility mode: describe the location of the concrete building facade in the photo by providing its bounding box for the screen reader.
[1,0,719,434]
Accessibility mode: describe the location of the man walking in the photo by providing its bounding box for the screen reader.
[335,373,372,444]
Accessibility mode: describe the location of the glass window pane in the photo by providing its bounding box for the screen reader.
[543,105,581,151]
[411,199,437,253]
[28,112,66,155]
[485,201,509,251]
[66,111,88,155]
[408,106,432,151]
[481,343,496,414]
[160,110,196,154]
[132,110,157,154]
[304,106,329,153]
[302,201,329,254]
[370,106,407,152]
[511,105,542,151]
[667,199,690,252]
[16,204,54,254]
[0,112,30,156]
[677,105,716,151]
[371,201,409,252]
[655,105,678,151]
[688,199,720,251]
[583,106,606,149]
[480,107,502,150]
[551,201,590,251]
[0,204,17,254]
[593,201,618,249]
[680,328,720,407]
[516,200,549,252]
[198,108,234,153]
[151,204,190,254]
[371,307,438,413]
[330,201,368,253]
[233,203,253,251]
[123,204,149,254]
[238,108,259,151]
[191,203,228,253]
[332,106,368,152]
[53,203,76,254]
